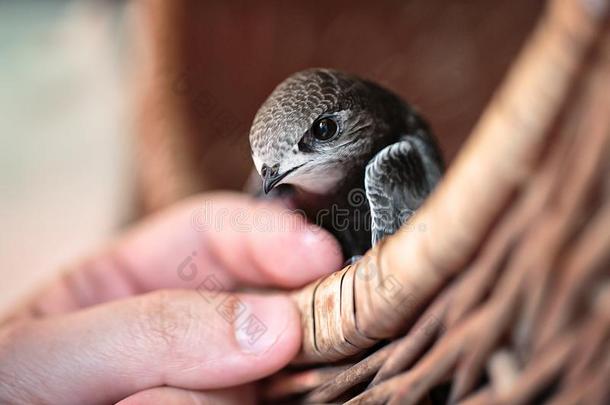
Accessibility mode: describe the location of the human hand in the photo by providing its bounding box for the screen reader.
[0,192,342,404]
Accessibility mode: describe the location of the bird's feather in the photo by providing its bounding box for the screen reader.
[365,133,441,245]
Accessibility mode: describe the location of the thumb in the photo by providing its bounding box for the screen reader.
[0,289,300,405]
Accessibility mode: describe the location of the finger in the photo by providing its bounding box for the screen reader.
[193,194,342,287]
[23,192,342,315]
[116,385,255,405]
[0,290,299,405]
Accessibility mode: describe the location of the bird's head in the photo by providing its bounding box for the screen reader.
[249,68,406,194]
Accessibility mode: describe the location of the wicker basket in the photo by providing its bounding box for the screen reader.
[134,1,610,403]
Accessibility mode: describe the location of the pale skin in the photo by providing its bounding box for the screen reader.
[0,193,343,404]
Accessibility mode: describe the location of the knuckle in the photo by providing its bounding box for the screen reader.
[133,290,199,359]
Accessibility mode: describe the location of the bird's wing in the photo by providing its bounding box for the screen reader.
[365,135,442,245]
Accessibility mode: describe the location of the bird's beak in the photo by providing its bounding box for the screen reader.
[262,164,303,194]
[263,168,290,194]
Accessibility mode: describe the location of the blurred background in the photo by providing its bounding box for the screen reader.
[0,0,542,312]
[0,1,133,312]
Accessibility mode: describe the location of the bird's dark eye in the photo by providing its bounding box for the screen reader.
[311,117,339,141]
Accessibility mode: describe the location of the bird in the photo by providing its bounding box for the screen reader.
[248,68,444,260]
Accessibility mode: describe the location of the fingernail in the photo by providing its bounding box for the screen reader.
[234,295,296,354]
[300,226,343,272]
